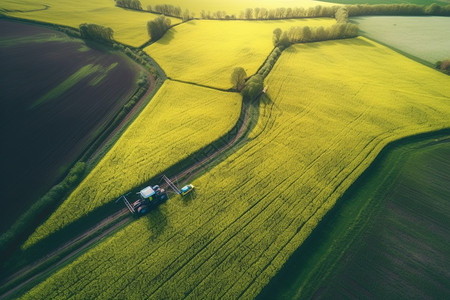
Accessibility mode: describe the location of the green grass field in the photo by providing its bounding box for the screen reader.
[315,139,450,299]
[145,18,335,89]
[1,0,180,46]
[258,134,450,299]
[23,80,241,248]
[21,37,450,299]
[353,16,450,64]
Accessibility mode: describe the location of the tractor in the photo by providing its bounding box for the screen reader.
[118,185,168,216]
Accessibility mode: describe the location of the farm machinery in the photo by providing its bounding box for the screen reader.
[117,175,195,216]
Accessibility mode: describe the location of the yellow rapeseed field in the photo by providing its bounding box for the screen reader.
[145,18,335,89]
[23,80,241,248]
[1,0,180,46]
[23,37,450,298]
[141,0,335,16]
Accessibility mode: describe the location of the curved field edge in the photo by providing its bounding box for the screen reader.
[257,130,450,299]
[19,37,450,299]
[22,80,242,248]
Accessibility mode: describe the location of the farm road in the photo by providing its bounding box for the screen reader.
[0,81,259,299]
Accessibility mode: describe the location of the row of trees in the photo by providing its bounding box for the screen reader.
[240,6,338,20]
[273,23,358,47]
[147,4,193,21]
[232,12,359,101]
[115,0,142,10]
[116,2,449,21]
[147,15,171,41]
[238,4,450,19]
[79,23,114,43]
[347,3,450,17]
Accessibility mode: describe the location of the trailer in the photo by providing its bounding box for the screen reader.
[163,175,195,196]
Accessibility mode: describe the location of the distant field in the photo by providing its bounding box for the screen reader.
[23,80,241,248]
[141,0,335,16]
[1,0,180,47]
[145,18,335,89]
[0,20,140,233]
[320,0,449,4]
[353,16,450,64]
[22,37,450,299]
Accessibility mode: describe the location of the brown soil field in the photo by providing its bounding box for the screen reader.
[0,20,141,232]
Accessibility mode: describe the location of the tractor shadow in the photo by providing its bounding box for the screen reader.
[144,207,168,241]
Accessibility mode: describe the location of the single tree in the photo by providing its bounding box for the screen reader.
[147,15,171,41]
[272,28,282,46]
[231,67,247,91]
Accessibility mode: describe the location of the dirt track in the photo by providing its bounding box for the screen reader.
[0,78,255,299]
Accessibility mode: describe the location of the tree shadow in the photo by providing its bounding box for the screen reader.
[260,93,273,106]
[154,28,176,45]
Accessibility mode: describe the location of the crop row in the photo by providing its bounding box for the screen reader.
[22,37,450,299]
[23,80,241,248]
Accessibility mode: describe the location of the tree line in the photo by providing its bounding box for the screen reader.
[129,3,450,20]
[115,0,142,10]
[231,7,358,101]
[115,2,449,20]
[273,23,358,47]
[347,3,450,17]
[238,4,450,19]
[147,4,193,21]
[147,15,171,41]
[79,23,114,43]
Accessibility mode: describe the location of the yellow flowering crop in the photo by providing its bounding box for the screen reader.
[145,18,335,89]
[23,80,241,248]
[23,37,450,299]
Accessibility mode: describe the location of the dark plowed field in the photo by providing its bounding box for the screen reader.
[0,20,140,232]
